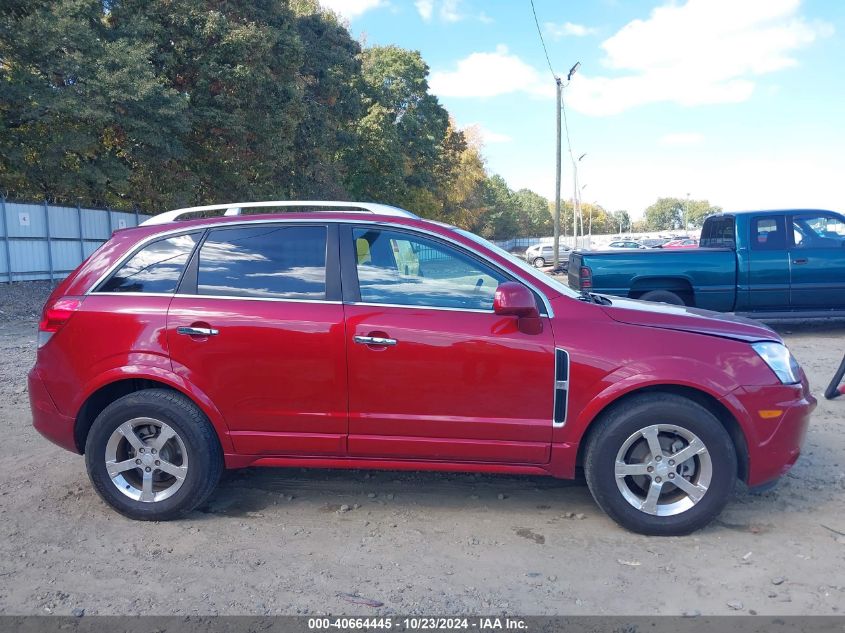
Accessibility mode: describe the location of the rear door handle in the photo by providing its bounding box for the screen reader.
[353,335,397,346]
[177,326,219,336]
[792,258,808,265]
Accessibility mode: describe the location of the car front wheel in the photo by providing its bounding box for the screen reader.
[85,389,223,520]
[584,393,737,535]
[532,257,546,268]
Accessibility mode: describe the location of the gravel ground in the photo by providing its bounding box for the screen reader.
[0,282,844,616]
[0,281,56,323]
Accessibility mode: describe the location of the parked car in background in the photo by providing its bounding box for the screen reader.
[640,238,671,248]
[569,209,845,316]
[29,201,816,535]
[607,240,646,249]
[524,242,571,268]
[662,239,699,249]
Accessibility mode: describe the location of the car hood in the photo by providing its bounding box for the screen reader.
[599,296,780,343]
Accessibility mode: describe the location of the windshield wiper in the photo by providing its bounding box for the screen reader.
[578,291,612,305]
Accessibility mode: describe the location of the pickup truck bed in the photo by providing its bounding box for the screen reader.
[568,209,845,317]
[569,248,737,312]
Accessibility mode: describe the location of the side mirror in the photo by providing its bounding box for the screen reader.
[494,282,542,335]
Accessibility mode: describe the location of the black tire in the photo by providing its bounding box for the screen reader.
[584,393,737,536]
[84,389,223,521]
[532,257,546,268]
[639,290,686,305]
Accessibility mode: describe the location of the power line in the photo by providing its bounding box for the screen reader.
[529,0,557,80]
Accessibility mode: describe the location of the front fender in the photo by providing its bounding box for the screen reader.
[564,354,743,445]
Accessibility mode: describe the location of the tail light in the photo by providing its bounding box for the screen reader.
[38,297,82,347]
[580,266,593,289]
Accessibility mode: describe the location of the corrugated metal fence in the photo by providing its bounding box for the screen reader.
[0,198,151,283]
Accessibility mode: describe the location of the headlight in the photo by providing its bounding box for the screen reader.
[752,341,801,384]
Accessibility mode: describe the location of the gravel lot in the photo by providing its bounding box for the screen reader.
[1,282,844,616]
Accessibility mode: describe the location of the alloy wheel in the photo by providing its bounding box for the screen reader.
[104,417,188,503]
[614,424,712,516]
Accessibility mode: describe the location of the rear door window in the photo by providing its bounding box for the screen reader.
[97,232,200,293]
[197,225,327,300]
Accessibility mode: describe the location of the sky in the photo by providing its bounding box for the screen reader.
[320,0,845,218]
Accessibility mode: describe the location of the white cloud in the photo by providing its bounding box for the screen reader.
[463,123,512,144]
[544,21,596,38]
[429,45,552,98]
[320,0,386,20]
[659,132,705,146]
[439,0,461,22]
[568,0,833,116]
[415,0,472,23]
[414,0,434,21]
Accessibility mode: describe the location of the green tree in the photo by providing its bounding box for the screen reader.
[347,45,451,209]
[608,210,631,234]
[686,199,722,227]
[474,174,517,239]
[644,197,722,231]
[112,0,305,209]
[644,198,684,231]
[513,189,553,236]
[288,1,363,199]
[0,0,186,207]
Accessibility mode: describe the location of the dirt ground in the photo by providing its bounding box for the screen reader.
[0,283,843,616]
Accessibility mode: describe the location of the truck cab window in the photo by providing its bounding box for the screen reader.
[751,217,786,250]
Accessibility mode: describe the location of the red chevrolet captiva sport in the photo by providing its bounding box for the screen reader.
[29,201,816,534]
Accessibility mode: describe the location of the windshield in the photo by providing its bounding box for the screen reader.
[454,228,580,298]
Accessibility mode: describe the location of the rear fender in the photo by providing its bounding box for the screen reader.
[77,366,234,452]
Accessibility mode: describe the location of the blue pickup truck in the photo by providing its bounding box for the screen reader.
[568,209,845,317]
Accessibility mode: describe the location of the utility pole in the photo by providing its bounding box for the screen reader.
[553,77,562,268]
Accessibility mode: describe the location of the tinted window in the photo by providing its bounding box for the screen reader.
[98,233,199,293]
[700,217,735,248]
[352,228,507,310]
[198,225,327,299]
[792,214,845,249]
[751,216,786,250]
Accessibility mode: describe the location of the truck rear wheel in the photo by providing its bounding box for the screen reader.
[639,290,685,305]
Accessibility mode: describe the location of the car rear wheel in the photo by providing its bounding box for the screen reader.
[639,290,685,305]
[584,393,737,535]
[532,257,546,268]
[85,389,223,520]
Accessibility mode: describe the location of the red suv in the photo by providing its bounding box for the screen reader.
[29,201,816,534]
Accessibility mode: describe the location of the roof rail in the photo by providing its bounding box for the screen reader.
[140,200,418,225]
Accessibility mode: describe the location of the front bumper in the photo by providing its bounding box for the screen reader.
[29,368,79,453]
[724,379,817,487]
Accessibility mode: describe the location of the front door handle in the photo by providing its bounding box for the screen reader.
[792,258,808,265]
[177,326,219,336]
[353,335,398,346]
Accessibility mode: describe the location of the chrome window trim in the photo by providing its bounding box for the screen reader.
[89,292,180,299]
[174,294,342,305]
[84,218,555,317]
[346,301,496,315]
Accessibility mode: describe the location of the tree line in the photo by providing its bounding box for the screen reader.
[0,0,556,239]
[0,1,721,239]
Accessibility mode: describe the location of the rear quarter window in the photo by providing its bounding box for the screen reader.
[700,217,736,248]
[96,232,200,293]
